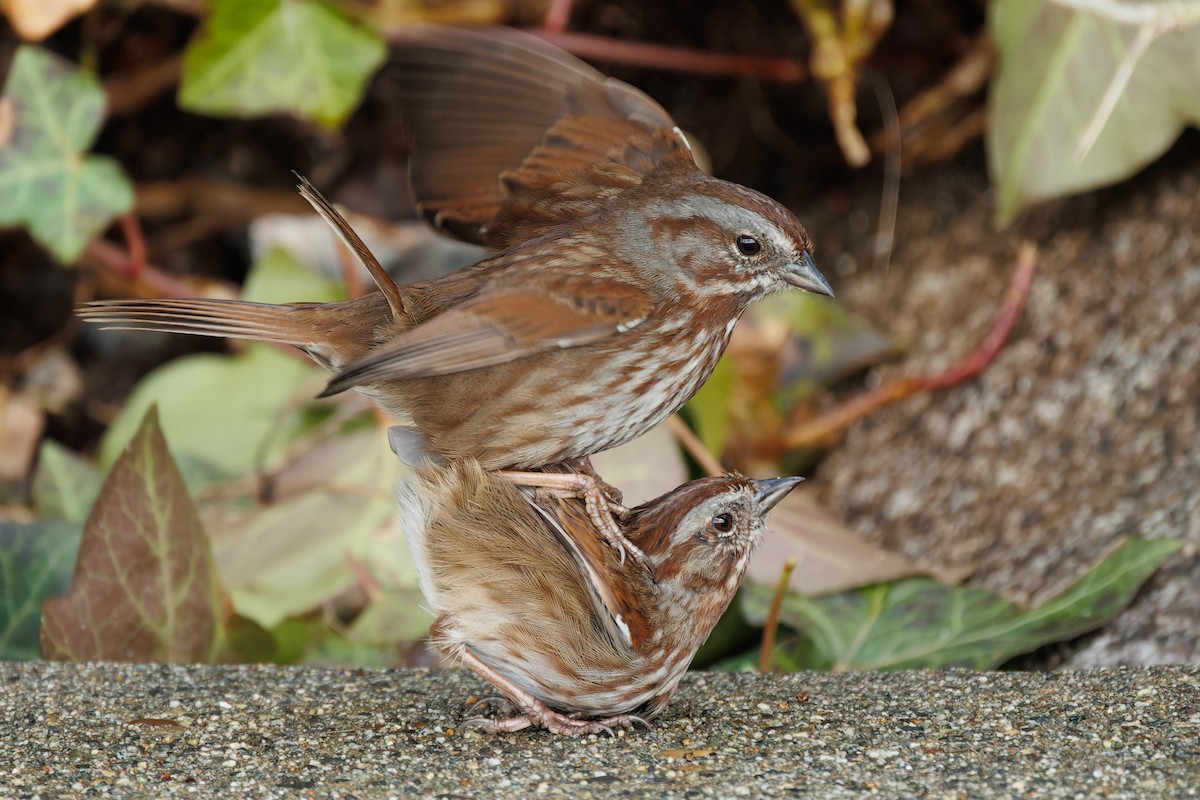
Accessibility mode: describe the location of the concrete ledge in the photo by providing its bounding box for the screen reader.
[2,663,1196,798]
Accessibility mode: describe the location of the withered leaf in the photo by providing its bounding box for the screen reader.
[41,406,223,663]
[750,487,970,598]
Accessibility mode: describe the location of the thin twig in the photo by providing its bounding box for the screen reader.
[541,0,573,33]
[104,56,182,116]
[344,551,383,602]
[117,212,147,279]
[862,68,900,274]
[782,242,1038,450]
[530,31,806,83]
[759,557,797,673]
[665,415,724,477]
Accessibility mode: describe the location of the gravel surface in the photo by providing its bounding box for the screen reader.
[1,662,1196,798]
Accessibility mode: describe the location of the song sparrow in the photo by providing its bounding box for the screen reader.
[398,457,803,735]
[79,26,830,560]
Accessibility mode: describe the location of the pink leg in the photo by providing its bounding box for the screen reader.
[455,648,650,736]
[498,470,648,569]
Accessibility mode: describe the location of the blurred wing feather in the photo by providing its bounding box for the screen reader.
[393,25,694,247]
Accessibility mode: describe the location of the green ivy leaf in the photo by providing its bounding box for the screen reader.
[988,0,1200,226]
[743,537,1180,671]
[0,520,83,660]
[41,406,224,663]
[32,439,102,523]
[0,46,134,262]
[207,430,413,629]
[179,0,386,128]
[97,249,336,477]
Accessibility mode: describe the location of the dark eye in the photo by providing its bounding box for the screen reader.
[735,235,761,256]
[711,513,734,534]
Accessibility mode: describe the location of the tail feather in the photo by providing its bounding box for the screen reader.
[78,299,316,346]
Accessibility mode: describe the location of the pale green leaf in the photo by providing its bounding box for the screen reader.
[0,46,133,261]
[32,439,102,523]
[205,430,417,628]
[179,0,386,128]
[988,0,1200,225]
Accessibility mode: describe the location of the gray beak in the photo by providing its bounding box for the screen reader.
[751,476,806,513]
[785,252,834,298]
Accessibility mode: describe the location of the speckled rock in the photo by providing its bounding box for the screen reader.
[807,147,1200,667]
[1,662,1196,798]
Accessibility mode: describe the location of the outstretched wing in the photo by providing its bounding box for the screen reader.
[393,25,696,249]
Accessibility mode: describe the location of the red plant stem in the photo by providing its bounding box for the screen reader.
[82,237,196,298]
[783,241,1038,450]
[759,557,797,673]
[541,0,573,33]
[529,31,807,83]
[118,212,147,279]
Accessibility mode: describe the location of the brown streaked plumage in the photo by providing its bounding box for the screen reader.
[400,458,802,735]
[78,27,830,562]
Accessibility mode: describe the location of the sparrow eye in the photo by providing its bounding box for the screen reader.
[711,513,734,534]
[735,235,761,256]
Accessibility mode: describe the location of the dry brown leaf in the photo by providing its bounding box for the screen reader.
[0,389,43,484]
[590,423,688,507]
[1,0,97,41]
[751,486,971,597]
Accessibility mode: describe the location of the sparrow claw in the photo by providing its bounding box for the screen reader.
[579,482,650,570]
[469,696,514,713]
[461,715,533,734]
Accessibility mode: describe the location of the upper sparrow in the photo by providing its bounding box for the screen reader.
[80,26,830,559]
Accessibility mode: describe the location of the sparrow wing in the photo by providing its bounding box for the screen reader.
[393,25,696,248]
[321,274,651,394]
[527,493,651,652]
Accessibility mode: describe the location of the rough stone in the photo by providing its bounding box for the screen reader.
[1,662,1196,798]
[807,145,1200,667]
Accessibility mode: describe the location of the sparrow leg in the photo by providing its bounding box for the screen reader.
[561,456,624,507]
[499,470,647,569]
[455,648,648,737]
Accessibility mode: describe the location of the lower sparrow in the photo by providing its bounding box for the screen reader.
[398,457,802,735]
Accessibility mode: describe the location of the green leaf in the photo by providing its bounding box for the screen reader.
[179,0,386,128]
[0,520,83,660]
[685,356,735,457]
[32,439,102,523]
[743,537,1180,671]
[98,344,318,478]
[206,429,416,629]
[0,45,134,262]
[41,406,224,663]
[988,1,1200,226]
[98,250,335,477]
[344,587,431,649]
[242,245,345,304]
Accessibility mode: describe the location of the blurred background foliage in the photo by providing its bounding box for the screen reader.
[0,0,1189,671]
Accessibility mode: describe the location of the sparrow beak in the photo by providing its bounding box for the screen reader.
[784,253,834,298]
[751,476,806,513]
